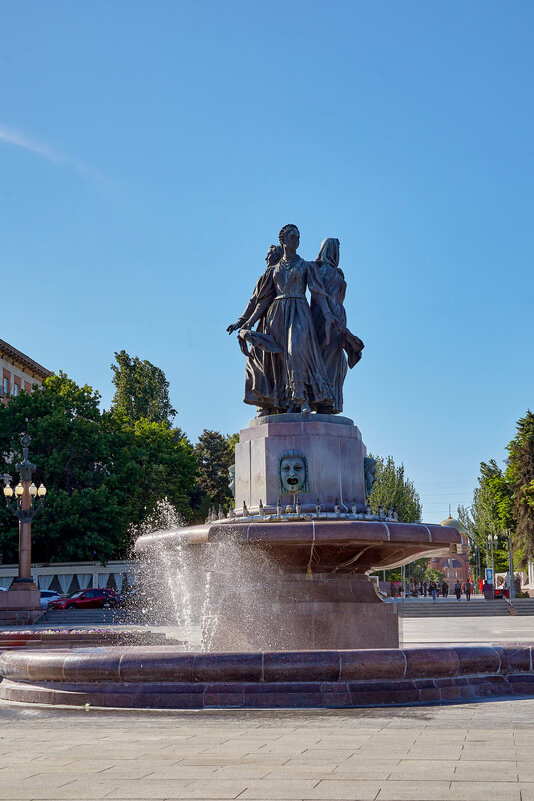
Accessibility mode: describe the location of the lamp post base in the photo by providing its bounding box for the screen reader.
[0,585,42,625]
[10,577,39,591]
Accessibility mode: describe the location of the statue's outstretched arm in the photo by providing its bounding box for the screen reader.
[227,269,272,334]
[240,270,276,330]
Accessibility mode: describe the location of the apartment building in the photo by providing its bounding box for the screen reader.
[0,339,52,404]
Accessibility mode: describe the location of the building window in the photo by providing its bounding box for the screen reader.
[2,377,8,395]
[13,383,19,397]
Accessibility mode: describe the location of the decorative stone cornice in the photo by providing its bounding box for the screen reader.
[0,340,52,381]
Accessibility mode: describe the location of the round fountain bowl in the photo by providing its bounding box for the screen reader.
[134,518,462,573]
[133,518,463,652]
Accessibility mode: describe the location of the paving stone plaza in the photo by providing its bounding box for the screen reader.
[1,615,534,801]
[2,695,534,800]
[2,0,533,798]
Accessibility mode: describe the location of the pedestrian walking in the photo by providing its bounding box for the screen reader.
[454,580,462,600]
[464,579,471,601]
[442,581,449,598]
[430,581,437,601]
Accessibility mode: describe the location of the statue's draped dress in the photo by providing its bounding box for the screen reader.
[311,262,348,414]
[240,268,275,408]
[243,257,334,411]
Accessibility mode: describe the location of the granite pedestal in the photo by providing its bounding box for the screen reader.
[235,414,366,514]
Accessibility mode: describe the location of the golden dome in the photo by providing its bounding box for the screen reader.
[440,515,468,535]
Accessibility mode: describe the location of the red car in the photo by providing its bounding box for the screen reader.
[49,589,119,610]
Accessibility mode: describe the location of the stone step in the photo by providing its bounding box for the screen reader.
[38,608,134,625]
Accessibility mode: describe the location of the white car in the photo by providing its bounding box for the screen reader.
[40,590,61,609]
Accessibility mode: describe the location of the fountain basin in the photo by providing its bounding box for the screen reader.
[1,644,533,708]
[134,519,461,573]
[135,519,462,651]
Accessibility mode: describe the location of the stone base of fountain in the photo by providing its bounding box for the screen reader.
[136,518,461,651]
[206,574,399,651]
[2,645,533,709]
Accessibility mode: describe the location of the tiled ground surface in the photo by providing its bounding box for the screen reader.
[401,615,534,646]
[1,698,534,800]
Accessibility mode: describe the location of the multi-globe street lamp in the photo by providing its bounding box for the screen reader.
[2,432,46,588]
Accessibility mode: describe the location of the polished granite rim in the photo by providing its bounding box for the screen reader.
[134,518,462,573]
[1,644,533,709]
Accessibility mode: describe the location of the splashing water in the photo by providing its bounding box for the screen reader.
[129,500,197,645]
[131,501,291,651]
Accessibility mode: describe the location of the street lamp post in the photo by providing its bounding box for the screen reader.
[468,536,477,588]
[487,533,498,599]
[507,530,515,599]
[3,432,46,590]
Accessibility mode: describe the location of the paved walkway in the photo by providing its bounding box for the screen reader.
[2,615,534,799]
[402,615,534,646]
[1,698,534,800]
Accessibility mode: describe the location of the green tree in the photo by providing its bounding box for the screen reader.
[368,454,422,523]
[458,459,512,573]
[461,412,534,569]
[506,411,534,563]
[226,432,239,453]
[367,454,423,583]
[194,430,234,510]
[111,350,176,426]
[127,420,197,528]
[0,373,124,563]
[0,372,196,563]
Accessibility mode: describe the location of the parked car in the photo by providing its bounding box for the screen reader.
[48,589,121,610]
[40,590,61,609]
[104,587,136,609]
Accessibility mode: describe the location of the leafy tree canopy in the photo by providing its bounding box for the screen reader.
[0,372,196,564]
[368,454,422,523]
[458,412,534,570]
[457,459,512,573]
[194,429,235,509]
[506,410,534,563]
[226,432,240,453]
[367,453,423,583]
[128,419,197,528]
[111,350,176,426]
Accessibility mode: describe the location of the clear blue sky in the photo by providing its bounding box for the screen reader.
[1,0,533,522]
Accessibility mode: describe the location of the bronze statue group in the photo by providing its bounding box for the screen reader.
[227,224,364,417]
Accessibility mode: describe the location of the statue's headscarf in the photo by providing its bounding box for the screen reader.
[316,238,340,269]
[267,245,283,265]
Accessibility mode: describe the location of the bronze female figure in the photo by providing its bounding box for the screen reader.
[229,225,339,415]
